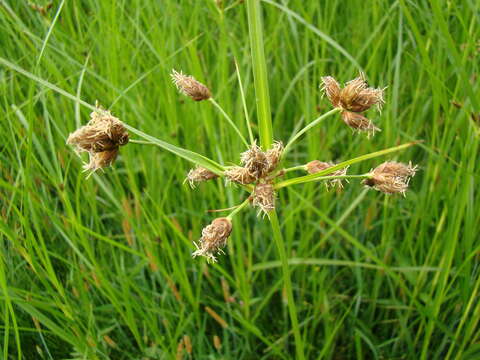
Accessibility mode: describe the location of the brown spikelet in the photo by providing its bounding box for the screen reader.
[240,141,269,179]
[67,109,129,153]
[67,106,129,174]
[252,183,275,215]
[341,111,380,137]
[183,335,192,355]
[192,218,232,262]
[340,74,385,112]
[224,166,256,185]
[83,148,119,174]
[363,161,417,195]
[186,167,219,187]
[321,76,341,108]
[265,141,284,173]
[171,69,211,101]
[306,160,348,189]
[213,335,222,350]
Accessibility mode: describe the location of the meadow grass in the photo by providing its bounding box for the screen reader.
[0,0,479,359]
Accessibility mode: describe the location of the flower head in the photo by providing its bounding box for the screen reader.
[225,166,256,185]
[186,167,218,188]
[251,183,275,215]
[171,69,211,101]
[339,74,384,112]
[240,141,269,180]
[321,74,384,136]
[306,160,348,189]
[67,106,129,174]
[192,217,233,262]
[322,74,384,113]
[364,161,417,195]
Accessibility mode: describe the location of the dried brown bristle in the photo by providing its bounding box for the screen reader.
[171,69,211,101]
[192,218,233,262]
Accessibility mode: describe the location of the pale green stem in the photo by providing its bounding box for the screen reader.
[234,59,255,144]
[283,165,307,173]
[269,210,305,360]
[284,108,341,155]
[227,198,251,220]
[130,139,154,145]
[276,141,418,189]
[209,98,249,148]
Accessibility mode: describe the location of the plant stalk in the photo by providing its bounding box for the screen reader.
[268,210,305,360]
[246,0,273,149]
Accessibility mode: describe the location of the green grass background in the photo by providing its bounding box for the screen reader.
[0,0,479,359]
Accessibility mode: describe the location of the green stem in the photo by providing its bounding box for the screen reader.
[268,211,305,360]
[227,198,251,220]
[276,174,370,189]
[283,165,307,173]
[234,59,255,144]
[276,141,419,189]
[129,139,154,145]
[284,108,341,155]
[209,98,249,147]
[246,0,273,149]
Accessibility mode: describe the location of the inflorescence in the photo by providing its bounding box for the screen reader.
[66,70,417,262]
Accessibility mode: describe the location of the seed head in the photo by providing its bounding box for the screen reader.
[192,217,233,262]
[340,74,384,112]
[364,161,417,195]
[252,183,275,215]
[186,167,219,188]
[240,142,269,179]
[265,141,284,173]
[341,111,380,137]
[306,160,348,189]
[171,69,211,101]
[225,166,256,185]
[322,74,384,112]
[67,106,129,174]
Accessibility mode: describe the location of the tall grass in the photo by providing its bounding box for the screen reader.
[0,0,479,359]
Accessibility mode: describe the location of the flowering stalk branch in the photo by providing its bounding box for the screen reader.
[226,198,251,220]
[209,98,249,147]
[275,141,418,189]
[284,107,341,155]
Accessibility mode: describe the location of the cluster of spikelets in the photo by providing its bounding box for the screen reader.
[66,71,417,263]
[67,104,129,176]
[321,73,384,137]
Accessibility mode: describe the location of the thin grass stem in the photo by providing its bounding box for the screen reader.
[227,198,251,220]
[284,108,341,155]
[209,98,249,147]
[234,59,255,144]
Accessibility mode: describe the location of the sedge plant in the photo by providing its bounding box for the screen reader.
[0,1,420,358]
